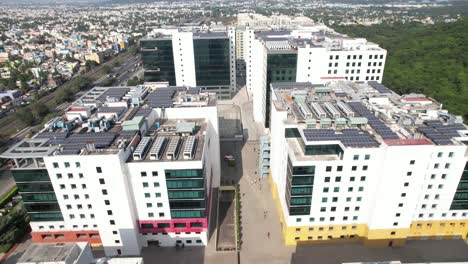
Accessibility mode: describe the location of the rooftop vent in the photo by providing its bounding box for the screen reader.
[133,137,151,160]
[183,136,197,160]
[149,136,167,160]
[166,136,181,161]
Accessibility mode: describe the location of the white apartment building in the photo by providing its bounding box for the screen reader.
[244,26,387,127]
[268,81,468,247]
[1,85,221,256]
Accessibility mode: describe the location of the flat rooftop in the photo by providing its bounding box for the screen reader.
[272,81,468,147]
[18,242,84,263]
[129,119,206,162]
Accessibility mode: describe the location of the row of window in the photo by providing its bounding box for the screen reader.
[324,176,366,183]
[59,183,86,190]
[324,162,370,172]
[69,213,94,219]
[52,162,81,169]
[40,233,99,240]
[294,234,358,241]
[143,232,201,235]
[322,196,362,203]
[56,173,83,179]
[328,54,384,60]
[321,186,365,193]
[66,204,92,210]
[413,222,466,228]
[296,215,359,223]
[38,224,98,230]
[63,194,90,200]
[143,182,161,188]
[418,212,466,218]
[296,225,358,232]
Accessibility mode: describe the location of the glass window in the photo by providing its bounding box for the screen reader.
[53,162,59,168]
[165,169,203,178]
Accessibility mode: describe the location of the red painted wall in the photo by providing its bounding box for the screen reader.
[31,230,102,245]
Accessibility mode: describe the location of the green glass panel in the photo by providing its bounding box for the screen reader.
[290,197,312,206]
[165,169,203,178]
[141,39,176,85]
[11,169,50,182]
[29,212,64,221]
[457,182,468,190]
[285,128,301,138]
[17,182,54,192]
[289,206,310,216]
[305,144,344,156]
[21,193,57,202]
[292,166,315,175]
[193,38,230,86]
[454,192,468,200]
[291,176,314,186]
[170,200,205,209]
[166,179,204,189]
[24,202,61,212]
[450,201,468,210]
[168,190,205,199]
[171,210,206,219]
[291,187,313,196]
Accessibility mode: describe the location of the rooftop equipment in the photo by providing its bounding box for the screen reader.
[297,102,313,120]
[149,136,167,160]
[133,137,151,160]
[323,102,341,119]
[336,101,355,118]
[309,101,327,119]
[183,136,197,160]
[166,136,181,160]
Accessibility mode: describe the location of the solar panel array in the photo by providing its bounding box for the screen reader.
[303,128,379,148]
[367,81,393,94]
[65,133,117,149]
[186,87,201,95]
[134,108,153,117]
[348,102,399,140]
[417,120,465,145]
[36,132,68,145]
[147,88,176,108]
[96,88,130,102]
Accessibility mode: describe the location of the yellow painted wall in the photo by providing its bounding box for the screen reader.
[269,172,468,247]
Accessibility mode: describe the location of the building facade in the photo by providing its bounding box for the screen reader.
[268,81,468,247]
[246,26,387,127]
[1,86,221,256]
[141,28,236,100]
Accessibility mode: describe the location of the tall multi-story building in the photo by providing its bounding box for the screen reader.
[246,26,387,127]
[1,85,221,256]
[141,28,236,100]
[268,81,468,247]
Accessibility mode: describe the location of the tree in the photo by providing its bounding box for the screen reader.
[101,65,111,74]
[113,61,121,67]
[31,102,49,119]
[16,107,35,126]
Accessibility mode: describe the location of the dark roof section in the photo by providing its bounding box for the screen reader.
[271,82,314,90]
[186,87,201,94]
[348,102,400,140]
[367,81,393,94]
[147,88,176,108]
[96,88,130,102]
[303,128,379,148]
[417,121,465,145]
[134,107,153,117]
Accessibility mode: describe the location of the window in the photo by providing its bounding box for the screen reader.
[148,213,154,217]
[84,194,89,199]
[157,203,163,208]
[78,173,84,178]
[345,207,350,211]
[152,171,158,177]
[325,177,331,183]
[141,172,147,177]
[326,166,332,172]
[75,162,80,168]
[107,210,113,215]
[63,195,69,200]
[146,203,152,208]
[99,178,105,184]
[60,184,65,189]
[53,162,59,168]
[155,193,161,197]
[77,204,82,209]
[404,182,409,187]
[320,207,326,212]
[332,197,338,202]
[350,177,355,182]
[64,162,70,168]
[337,166,343,172]
[336,177,341,182]
[352,166,357,171]
[153,182,160,187]
[398,203,403,207]
[159,213,164,217]
[56,173,62,179]
[346,197,351,202]
[365,154,370,160]
[331,207,336,212]
[309,218,315,222]
[69,214,75,219]
[322,198,328,203]
[449,152,454,158]
[96,167,102,173]
[323,187,329,193]
[80,214,85,219]
[348,187,353,192]
[360,176,366,182]
[355,206,360,211]
[396,213,401,217]
[333,187,339,192]
[113,231,118,235]
[431,174,436,179]
[102,189,108,195]
[68,173,73,179]
[353,155,359,160]
[71,184,76,189]
[74,194,79,199]
[363,166,368,171]
[401,193,406,197]
[356,197,362,202]
[407,172,412,176]
[437,152,443,158]
[110,220,115,225]
[445,163,450,169]
[353,216,358,220]
[88,204,92,209]
[66,205,72,209]
[441,174,447,179]
[434,163,439,169]
[145,193,150,198]
[143,182,149,188]
[410,160,415,165]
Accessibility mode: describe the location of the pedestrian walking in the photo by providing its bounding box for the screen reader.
[267,232,270,239]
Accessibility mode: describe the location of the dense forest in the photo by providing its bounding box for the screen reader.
[335,19,468,122]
